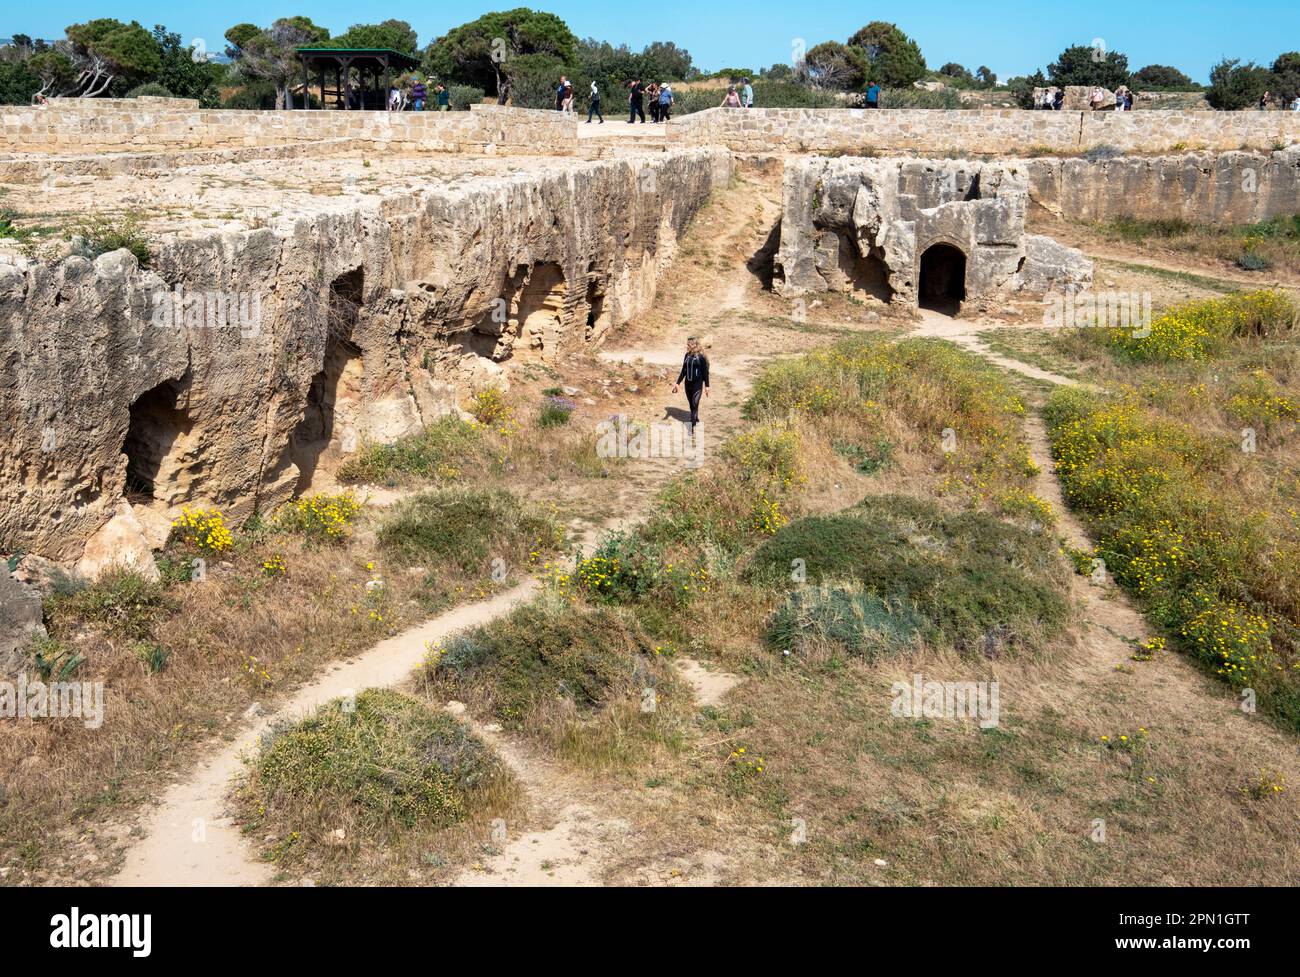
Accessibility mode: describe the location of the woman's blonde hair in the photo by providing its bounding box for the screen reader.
[686,337,701,353]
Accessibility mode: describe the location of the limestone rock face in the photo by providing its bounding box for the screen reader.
[0,150,731,566]
[774,155,1092,308]
[0,568,46,678]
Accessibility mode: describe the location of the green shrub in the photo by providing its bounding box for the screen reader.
[378,487,561,573]
[1099,290,1296,362]
[69,212,151,267]
[274,493,360,543]
[52,567,170,641]
[748,495,1069,655]
[426,601,659,730]
[538,395,576,427]
[337,416,483,483]
[125,82,174,98]
[247,689,502,834]
[769,582,925,658]
[571,530,709,606]
[447,84,485,110]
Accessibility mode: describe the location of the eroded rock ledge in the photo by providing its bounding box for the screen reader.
[0,149,732,567]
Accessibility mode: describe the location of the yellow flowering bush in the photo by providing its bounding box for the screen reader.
[171,507,234,554]
[275,492,360,542]
[1046,386,1299,728]
[1101,290,1295,362]
[468,387,511,425]
[1239,769,1287,800]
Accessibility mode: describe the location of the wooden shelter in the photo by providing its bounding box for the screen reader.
[295,48,422,110]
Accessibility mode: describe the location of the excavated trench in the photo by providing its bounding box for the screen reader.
[0,150,732,569]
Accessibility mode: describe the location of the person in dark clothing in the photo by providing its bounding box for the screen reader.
[628,79,646,123]
[671,337,710,428]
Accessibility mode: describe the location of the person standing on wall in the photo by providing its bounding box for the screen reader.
[864,80,881,108]
[671,337,710,430]
[588,80,604,123]
[628,78,646,123]
[411,77,426,111]
[741,77,754,108]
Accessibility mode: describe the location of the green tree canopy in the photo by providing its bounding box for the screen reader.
[64,19,162,97]
[1205,58,1274,109]
[1270,52,1300,102]
[328,20,419,55]
[1047,43,1130,89]
[423,8,578,96]
[151,26,223,106]
[225,16,330,109]
[1131,64,1194,90]
[846,21,926,87]
[803,41,867,91]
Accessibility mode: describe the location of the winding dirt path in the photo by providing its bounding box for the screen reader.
[112,580,539,886]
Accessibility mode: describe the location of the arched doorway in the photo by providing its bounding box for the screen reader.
[918,243,966,313]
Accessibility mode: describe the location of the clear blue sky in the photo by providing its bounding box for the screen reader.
[8,1,1298,82]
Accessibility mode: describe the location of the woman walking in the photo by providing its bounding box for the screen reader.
[671,337,710,428]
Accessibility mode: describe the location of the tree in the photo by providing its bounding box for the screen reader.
[225,17,330,110]
[640,41,695,81]
[0,59,40,104]
[63,19,162,97]
[1270,52,1300,102]
[939,62,974,84]
[151,26,223,106]
[27,50,77,98]
[975,65,996,88]
[846,21,926,88]
[1007,70,1048,109]
[424,9,578,97]
[1131,64,1194,90]
[763,62,794,80]
[1047,43,1130,89]
[1205,58,1274,109]
[802,41,867,91]
[328,20,419,55]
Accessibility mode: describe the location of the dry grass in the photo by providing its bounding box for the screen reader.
[0,489,561,881]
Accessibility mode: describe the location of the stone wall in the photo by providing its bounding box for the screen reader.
[2,101,578,155]
[667,107,1300,155]
[0,149,731,567]
[1024,147,1300,224]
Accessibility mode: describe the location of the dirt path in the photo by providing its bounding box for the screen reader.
[111,580,539,886]
[908,306,1300,793]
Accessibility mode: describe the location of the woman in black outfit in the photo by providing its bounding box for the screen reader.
[671,337,710,428]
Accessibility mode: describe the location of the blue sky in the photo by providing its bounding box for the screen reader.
[8,1,1297,82]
